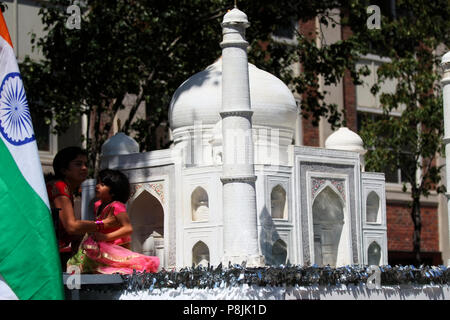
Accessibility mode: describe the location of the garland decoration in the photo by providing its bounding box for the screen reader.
[116,263,450,293]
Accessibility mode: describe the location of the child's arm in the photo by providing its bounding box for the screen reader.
[95,211,133,242]
[56,196,119,235]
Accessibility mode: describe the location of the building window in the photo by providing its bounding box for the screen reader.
[366,191,380,223]
[271,185,287,219]
[271,19,298,45]
[191,187,209,222]
[357,111,416,184]
[30,108,58,160]
[367,241,382,266]
[355,54,418,185]
[31,110,51,152]
[192,241,210,267]
[356,54,398,112]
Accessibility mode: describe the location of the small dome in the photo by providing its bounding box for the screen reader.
[325,127,366,154]
[169,58,297,141]
[222,8,249,25]
[442,51,450,66]
[101,132,139,156]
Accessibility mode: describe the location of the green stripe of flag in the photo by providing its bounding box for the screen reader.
[0,138,64,300]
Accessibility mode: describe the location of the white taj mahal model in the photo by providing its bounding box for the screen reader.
[81,8,388,270]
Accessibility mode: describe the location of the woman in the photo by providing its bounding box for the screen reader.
[46,146,118,269]
[67,169,159,274]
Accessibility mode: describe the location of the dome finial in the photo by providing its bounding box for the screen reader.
[101,131,139,156]
[222,5,249,27]
[325,127,366,155]
[234,0,237,8]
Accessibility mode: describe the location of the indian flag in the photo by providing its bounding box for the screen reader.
[0,11,64,299]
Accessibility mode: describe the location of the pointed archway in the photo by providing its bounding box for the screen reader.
[192,241,210,267]
[128,190,164,254]
[366,191,380,223]
[368,241,382,266]
[191,186,209,222]
[312,186,345,267]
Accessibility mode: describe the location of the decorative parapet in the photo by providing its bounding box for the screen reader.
[59,264,450,300]
[219,110,253,119]
[220,176,257,184]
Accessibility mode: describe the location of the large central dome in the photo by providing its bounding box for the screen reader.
[169,58,298,137]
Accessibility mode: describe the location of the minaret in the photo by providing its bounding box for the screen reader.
[441,51,450,266]
[220,7,264,267]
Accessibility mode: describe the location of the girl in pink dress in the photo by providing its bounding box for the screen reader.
[93,169,133,249]
[67,169,159,274]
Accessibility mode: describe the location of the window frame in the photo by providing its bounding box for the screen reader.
[356,54,416,187]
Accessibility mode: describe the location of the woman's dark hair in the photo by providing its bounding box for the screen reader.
[97,169,131,203]
[52,146,88,180]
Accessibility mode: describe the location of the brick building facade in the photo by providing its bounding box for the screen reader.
[3,3,448,266]
[297,16,446,266]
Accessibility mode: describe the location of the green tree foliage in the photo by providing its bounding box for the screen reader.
[18,0,450,264]
[282,0,449,265]
[20,0,336,170]
[355,1,450,265]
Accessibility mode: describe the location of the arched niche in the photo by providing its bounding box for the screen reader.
[129,190,164,254]
[368,241,382,266]
[272,239,288,266]
[366,191,380,223]
[271,185,287,219]
[192,241,210,267]
[191,187,209,222]
[312,186,344,267]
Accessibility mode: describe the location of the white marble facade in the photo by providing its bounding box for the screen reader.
[88,8,388,270]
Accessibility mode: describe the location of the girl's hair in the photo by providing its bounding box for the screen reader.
[52,146,88,180]
[97,169,131,203]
